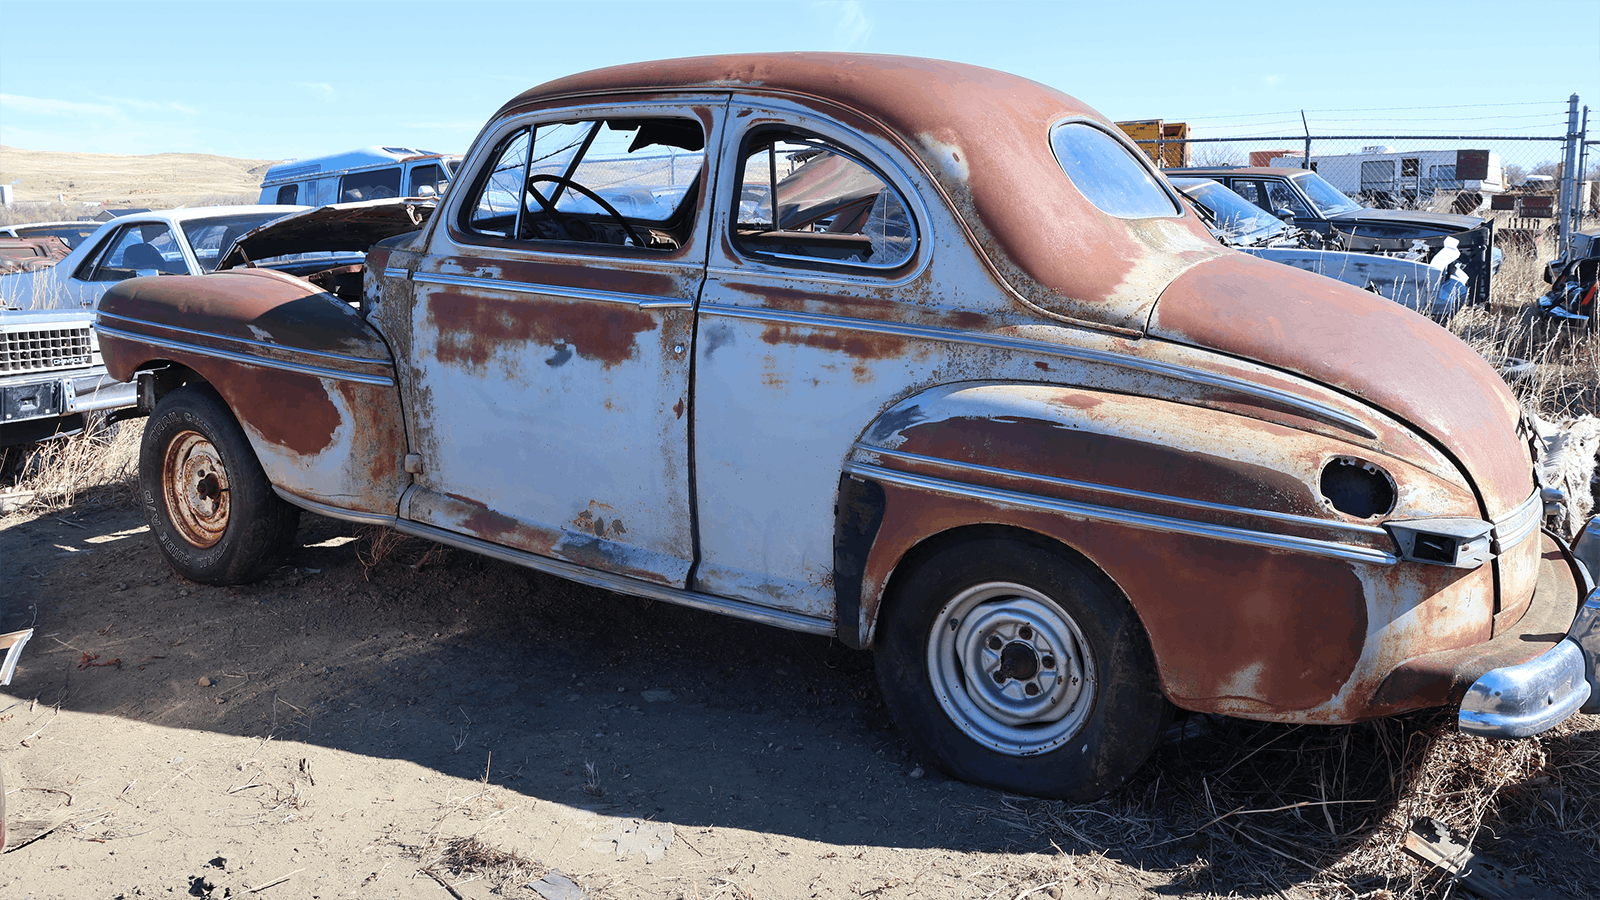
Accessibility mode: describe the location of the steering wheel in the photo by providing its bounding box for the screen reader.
[524,174,649,249]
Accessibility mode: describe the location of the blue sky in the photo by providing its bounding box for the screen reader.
[2,0,1597,165]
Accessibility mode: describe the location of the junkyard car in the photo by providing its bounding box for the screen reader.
[1167,166,1499,305]
[0,205,308,310]
[1170,177,1470,318]
[0,305,135,473]
[0,236,71,275]
[1537,227,1600,326]
[94,54,1599,801]
[0,220,102,250]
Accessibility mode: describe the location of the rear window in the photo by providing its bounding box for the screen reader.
[1049,122,1179,218]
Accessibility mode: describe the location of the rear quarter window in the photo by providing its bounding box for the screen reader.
[1050,122,1179,218]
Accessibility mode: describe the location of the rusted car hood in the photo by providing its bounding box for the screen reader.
[1148,253,1532,517]
[217,200,433,270]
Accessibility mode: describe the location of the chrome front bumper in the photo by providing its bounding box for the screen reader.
[1459,588,1600,738]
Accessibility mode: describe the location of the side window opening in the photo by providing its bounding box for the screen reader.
[1048,122,1178,218]
[275,184,299,205]
[730,130,915,269]
[80,223,183,281]
[340,167,402,202]
[461,116,706,252]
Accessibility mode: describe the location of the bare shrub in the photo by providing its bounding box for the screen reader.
[1,416,143,516]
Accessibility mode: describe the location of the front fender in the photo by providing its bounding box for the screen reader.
[96,269,407,518]
[844,381,1499,723]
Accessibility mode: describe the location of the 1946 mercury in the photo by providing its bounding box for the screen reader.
[94,54,1600,800]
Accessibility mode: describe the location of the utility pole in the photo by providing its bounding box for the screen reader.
[1559,94,1581,258]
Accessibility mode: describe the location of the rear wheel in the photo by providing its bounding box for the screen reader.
[875,534,1170,800]
[139,384,299,584]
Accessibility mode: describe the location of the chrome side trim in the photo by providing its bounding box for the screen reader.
[393,518,837,636]
[95,324,395,387]
[414,271,689,308]
[856,443,1391,539]
[847,460,1397,566]
[382,266,410,280]
[274,487,399,526]
[700,303,1377,439]
[1491,490,1544,553]
[96,312,392,367]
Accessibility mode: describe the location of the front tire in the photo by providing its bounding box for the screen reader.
[875,534,1170,800]
[139,384,299,584]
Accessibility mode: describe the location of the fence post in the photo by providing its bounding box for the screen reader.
[1301,111,1311,169]
[1560,94,1581,258]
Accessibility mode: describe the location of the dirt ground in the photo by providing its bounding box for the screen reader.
[1,488,1187,900]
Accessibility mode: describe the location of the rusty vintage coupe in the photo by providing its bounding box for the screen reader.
[95,55,1600,800]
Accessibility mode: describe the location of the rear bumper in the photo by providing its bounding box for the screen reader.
[1458,579,1600,739]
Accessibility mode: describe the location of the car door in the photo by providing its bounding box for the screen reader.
[691,97,939,618]
[400,100,722,588]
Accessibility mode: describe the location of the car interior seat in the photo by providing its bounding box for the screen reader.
[121,242,169,272]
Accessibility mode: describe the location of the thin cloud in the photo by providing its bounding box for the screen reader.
[808,0,873,50]
[0,94,116,118]
[300,83,337,103]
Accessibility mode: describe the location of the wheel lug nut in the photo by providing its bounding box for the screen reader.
[1025,682,1040,696]
[1019,626,1033,640]
[991,671,1006,684]
[987,636,1002,650]
[1041,655,1055,669]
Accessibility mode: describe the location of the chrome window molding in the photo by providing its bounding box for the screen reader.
[382,266,410,280]
[700,302,1376,439]
[846,459,1398,567]
[94,324,394,387]
[856,444,1390,539]
[412,272,692,309]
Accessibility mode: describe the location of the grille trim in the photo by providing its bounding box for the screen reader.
[0,326,94,375]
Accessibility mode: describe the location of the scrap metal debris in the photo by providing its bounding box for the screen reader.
[585,818,675,863]
[1402,816,1553,898]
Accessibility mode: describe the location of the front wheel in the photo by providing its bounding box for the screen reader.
[875,534,1170,800]
[139,384,299,584]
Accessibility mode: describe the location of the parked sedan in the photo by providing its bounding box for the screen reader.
[96,54,1599,801]
[1171,177,1470,318]
[0,220,102,250]
[0,206,306,310]
[1167,166,1499,304]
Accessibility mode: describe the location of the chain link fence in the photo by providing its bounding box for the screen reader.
[1128,96,1600,256]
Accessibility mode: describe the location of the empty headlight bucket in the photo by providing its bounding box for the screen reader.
[1319,456,1396,518]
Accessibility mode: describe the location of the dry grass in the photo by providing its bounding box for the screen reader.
[0,416,143,517]
[997,713,1599,898]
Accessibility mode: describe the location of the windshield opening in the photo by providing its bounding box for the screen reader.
[1293,172,1362,216]
[182,213,299,273]
[1171,178,1289,245]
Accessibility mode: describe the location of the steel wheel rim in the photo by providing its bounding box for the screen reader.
[162,429,230,548]
[927,582,1095,755]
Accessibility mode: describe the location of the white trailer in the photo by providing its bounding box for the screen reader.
[1272,146,1504,211]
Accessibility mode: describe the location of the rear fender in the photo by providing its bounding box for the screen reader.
[96,270,407,518]
[840,381,1494,722]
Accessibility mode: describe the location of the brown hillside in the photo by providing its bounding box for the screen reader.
[0,144,281,209]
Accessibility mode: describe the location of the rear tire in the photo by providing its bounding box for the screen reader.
[875,534,1170,800]
[138,384,299,584]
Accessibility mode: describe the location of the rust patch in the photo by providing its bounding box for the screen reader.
[428,292,657,370]
[673,398,685,419]
[759,324,908,360]
[211,366,340,456]
[1033,361,1050,372]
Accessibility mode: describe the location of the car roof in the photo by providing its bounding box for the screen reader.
[500,53,1222,333]
[1165,167,1310,178]
[94,205,309,228]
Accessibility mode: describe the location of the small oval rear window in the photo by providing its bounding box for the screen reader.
[1049,122,1179,219]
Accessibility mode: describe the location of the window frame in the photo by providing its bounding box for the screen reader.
[722,122,923,276]
[1047,117,1184,220]
[446,104,713,262]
